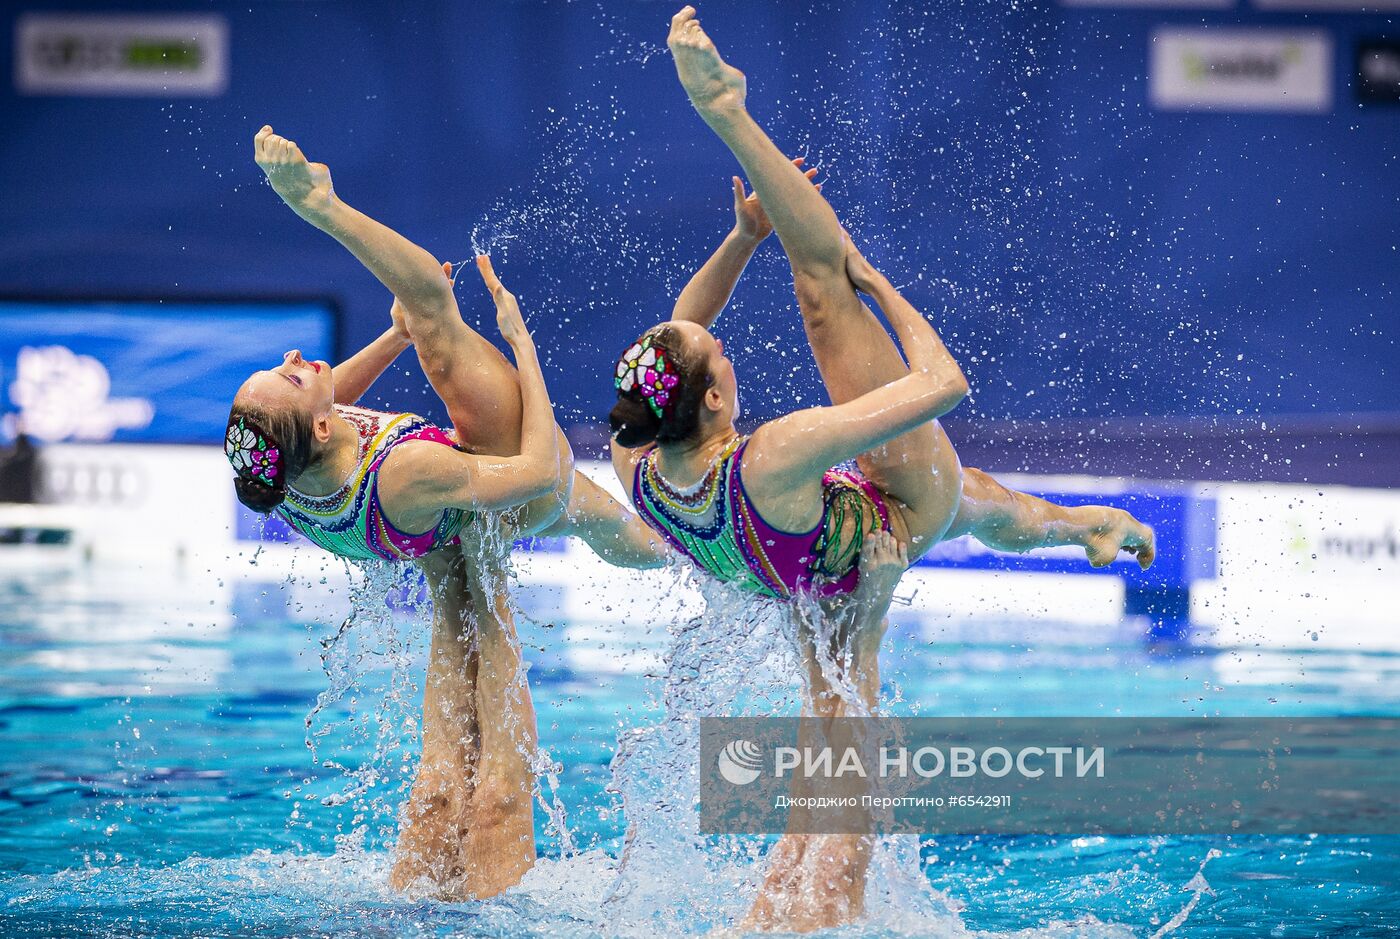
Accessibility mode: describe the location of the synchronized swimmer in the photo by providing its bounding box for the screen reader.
[601,9,1154,929]
[224,5,1155,930]
[232,128,664,899]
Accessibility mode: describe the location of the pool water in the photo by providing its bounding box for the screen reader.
[1,563,1397,937]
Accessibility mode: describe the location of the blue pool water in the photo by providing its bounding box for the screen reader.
[1,564,1397,937]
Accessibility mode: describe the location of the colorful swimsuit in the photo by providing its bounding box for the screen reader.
[631,436,890,599]
[278,405,472,563]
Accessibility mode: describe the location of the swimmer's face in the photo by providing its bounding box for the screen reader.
[666,320,739,422]
[236,350,335,425]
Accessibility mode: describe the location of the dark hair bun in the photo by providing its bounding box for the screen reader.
[234,474,287,514]
[610,396,661,449]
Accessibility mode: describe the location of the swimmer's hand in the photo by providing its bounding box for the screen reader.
[254,125,335,216]
[668,6,747,117]
[733,158,819,243]
[842,232,886,296]
[389,298,411,343]
[476,256,529,348]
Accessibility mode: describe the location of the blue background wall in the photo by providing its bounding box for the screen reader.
[2,1,1396,460]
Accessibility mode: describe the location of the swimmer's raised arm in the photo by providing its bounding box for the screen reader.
[253,125,454,319]
[671,160,818,327]
[459,256,561,507]
[330,296,415,406]
[745,241,968,481]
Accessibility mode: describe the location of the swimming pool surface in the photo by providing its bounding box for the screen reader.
[1,564,1396,937]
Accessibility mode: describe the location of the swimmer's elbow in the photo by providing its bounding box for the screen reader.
[942,372,971,410]
[912,369,969,418]
[518,460,562,504]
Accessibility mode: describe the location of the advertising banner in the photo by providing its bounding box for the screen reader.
[1150,28,1332,112]
[14,13,229,97]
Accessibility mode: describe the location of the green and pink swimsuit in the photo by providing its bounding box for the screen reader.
[278,405,472,563]
[631,435,890,600]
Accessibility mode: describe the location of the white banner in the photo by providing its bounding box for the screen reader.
[1150,28,1332,112]
[1194,483,1400,648]
[15,14,228,96]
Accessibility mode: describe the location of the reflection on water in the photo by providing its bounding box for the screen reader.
[0,566,1397,936]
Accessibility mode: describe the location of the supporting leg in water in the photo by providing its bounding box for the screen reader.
[456,548,539,899]
[389,541,539,901]
[390,549,482,896]
[744,533,905,933]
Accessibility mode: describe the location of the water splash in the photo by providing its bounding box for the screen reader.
[301,560,428,850]
[296,511,578,863]
[594,579,972,936]
[1148,848,1224,938]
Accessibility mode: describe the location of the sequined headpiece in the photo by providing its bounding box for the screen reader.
[615,334,681,419]
[224,415,284,488]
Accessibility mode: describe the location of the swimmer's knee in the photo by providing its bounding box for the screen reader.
[404,772,469,828]
[470,775,532,830]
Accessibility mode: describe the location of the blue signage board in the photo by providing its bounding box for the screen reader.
[0,299,335,445]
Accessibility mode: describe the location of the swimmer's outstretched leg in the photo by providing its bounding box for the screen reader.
[391,548,482,896]
[667,10,902,398]
[254,130,579,533]
[392,264,529,458]
[744,534,904,933]
[251,128,526,458]
[399,267,660,558]
[665,26,1157,568]
[949,467,1157,569]
[393,263,574,535]
[667,10,961,554]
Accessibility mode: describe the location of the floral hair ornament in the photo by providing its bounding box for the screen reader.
[615,334,680,418]
[225,415,283,488]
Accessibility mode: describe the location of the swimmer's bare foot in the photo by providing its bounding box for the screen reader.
[667,6,747,118]
[1082,508,1156,570]
[850,530,906,654]
[253,125,336,218]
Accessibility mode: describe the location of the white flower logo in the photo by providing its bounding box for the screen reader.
[225,422,256,471]
[616,341,657,393]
